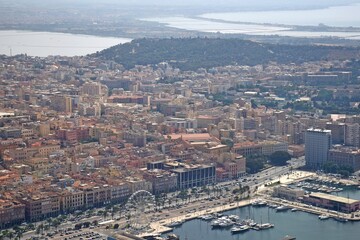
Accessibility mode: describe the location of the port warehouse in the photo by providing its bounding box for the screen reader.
[274,186,360,212]
[303,192,360,212]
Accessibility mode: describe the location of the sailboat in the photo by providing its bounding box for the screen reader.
[333,201,348,222]
[257,208,274,230]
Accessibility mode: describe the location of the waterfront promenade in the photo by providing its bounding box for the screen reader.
[139,170,360,237]
[141,198,252,236]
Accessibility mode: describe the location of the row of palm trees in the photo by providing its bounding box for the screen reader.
[0,226,25,240]
[153,183,251,210]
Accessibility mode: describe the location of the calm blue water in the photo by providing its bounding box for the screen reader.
[144,3,360,39]
[0,30,131,57]
[332,187,360,200]
[170,206,360,240]
[200,3,360,27]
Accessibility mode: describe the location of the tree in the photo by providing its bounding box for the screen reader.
[52,219,61,230]
[7,231,14,240]
[103,210,108,220]
[82,222,91,228]
[74,223,82,230]
[221,138,234,148]
[246,158,265,173]
[46,218,53,229]
[111,206,119,219]
[36,224,44,235]
[269,151,291,166]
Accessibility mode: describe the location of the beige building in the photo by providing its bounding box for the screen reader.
[39,123,51,137]
[0,199,25,228]
[273,185,304,200]
[60,189,85,213]
[50,95,73,113]
[110,183,131,203]
[20,193,61,222]
[261,141,289,156]
[328,147,360,171]
[77,184,112,208]
[126,178,153,193]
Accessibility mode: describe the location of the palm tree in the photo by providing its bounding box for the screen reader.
[167,198,172,208]
[103,210,108,220]
[46,218,53,229]
[36,224,44,235]
[15,230,23,240]
[52,219,61,230]
[27,223,35,231]
[7,231,14,240]
[1,230,9,239]
[111,206,119,219]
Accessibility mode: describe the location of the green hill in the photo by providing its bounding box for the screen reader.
[92,38,360,70]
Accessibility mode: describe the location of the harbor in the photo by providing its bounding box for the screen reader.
[167,205,360,240]
[139,171,360,239]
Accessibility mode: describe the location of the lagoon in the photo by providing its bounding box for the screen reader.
[200,3,360,27]
[0,30,131,57]
[144,17,360,39]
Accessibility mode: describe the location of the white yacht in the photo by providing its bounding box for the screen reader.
[318,214,330,220]
[257,223,274,229]
[231,225,250,233]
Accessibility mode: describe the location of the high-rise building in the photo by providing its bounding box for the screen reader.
[326,122,345,144]
[345,123,360,147]
[305,128,332,169]
[50,95,73,113]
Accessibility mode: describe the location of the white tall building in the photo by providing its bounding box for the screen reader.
[305,128,332,169]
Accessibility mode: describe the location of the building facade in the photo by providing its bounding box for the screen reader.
[305,128,332,169]
[171,164,216,189]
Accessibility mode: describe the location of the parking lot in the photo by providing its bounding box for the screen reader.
[49,229,107,240]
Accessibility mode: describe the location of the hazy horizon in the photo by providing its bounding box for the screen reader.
[4,0,360,10]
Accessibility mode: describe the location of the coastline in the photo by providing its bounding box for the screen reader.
[138,171,360,237]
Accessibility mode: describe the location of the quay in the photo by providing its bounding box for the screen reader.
[141,199,252,236]
[140,171,360,237]
[263,197,360,222]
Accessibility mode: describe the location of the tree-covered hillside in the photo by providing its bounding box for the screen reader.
[92,38,360,70]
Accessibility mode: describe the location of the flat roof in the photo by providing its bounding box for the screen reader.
[165,133,212,141]
[306,128,331,133]
[309,192,359,204]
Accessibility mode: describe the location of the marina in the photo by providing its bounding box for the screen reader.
[143,172,360,240]
[168,205,360,240]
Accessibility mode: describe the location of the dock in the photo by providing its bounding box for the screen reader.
[263,197,360,222]
[140,199,252,236]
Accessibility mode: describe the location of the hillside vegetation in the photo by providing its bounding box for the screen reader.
[93,38,360,70]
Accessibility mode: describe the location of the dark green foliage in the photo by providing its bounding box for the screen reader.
[92,38,360,71]
[260,100,279,108]
[212,93,233,105]
[283,101,314,112]
[221,138,234,148]
[251,99,258,109]
[312,89,333,101]
[269,151,291,166]
[246,156,267,174]
[323,162,354,178]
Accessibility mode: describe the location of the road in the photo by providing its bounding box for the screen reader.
[21,157,306,239]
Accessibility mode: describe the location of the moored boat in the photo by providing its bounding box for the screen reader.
[318,214,330,220]
[231,225,250,233]
[166,220,184,227]
[333,216,348,222]
[276,205,290,212]
[257,223,274,229]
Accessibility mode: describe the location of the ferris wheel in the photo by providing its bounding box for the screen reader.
[125,190,155,229]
